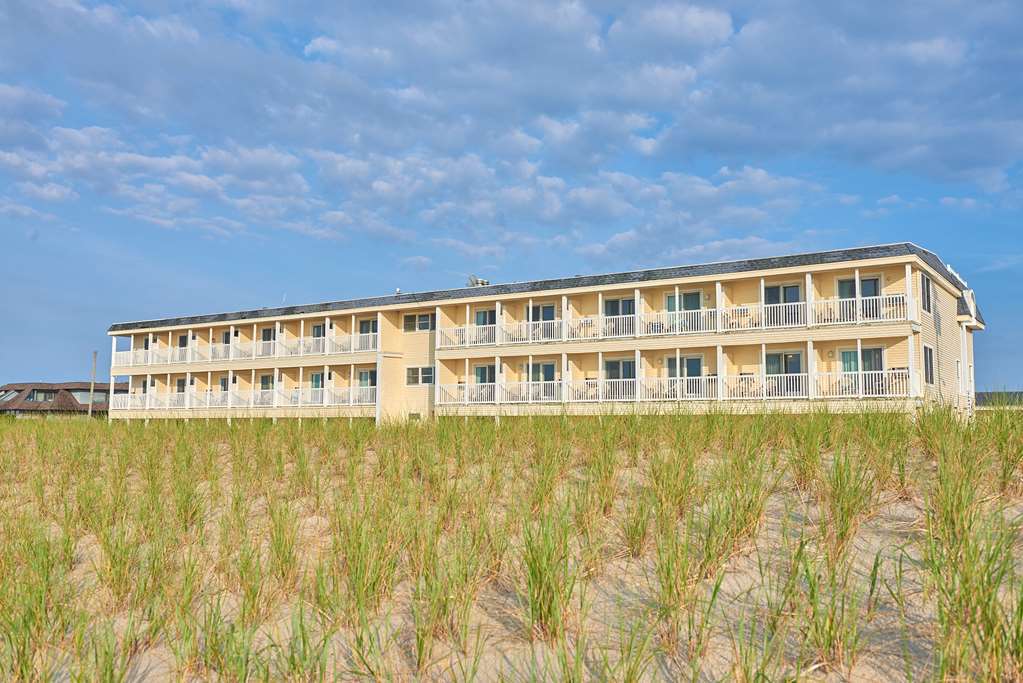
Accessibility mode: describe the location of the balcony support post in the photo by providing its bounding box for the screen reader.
[715,281,723,333]
[298,366,304,408]
[434,307,441,349]
[598,351,604,402]
[208,327,213,360]
[187,329,193,362]
[716,345,724,401]
[634,288,641,336]
[323,365,330,407]
[561,352,568,403]
[907,333,918,398]
[904,263,915,322]
[855,269,862,324]
[761,343,767,400]
[148,332,154,364]
[251,324,256,358]
[807,340,815,400]
[273,368,280,408]
[496,301,504,345]
[275,321,282,358]
[527,355,533,404]
[464,358,470,406]
[350,315,356,350]
[597,292,604,338]
[675,347,681,401]
[326,316,333,353]
[561,295,568,341]
[145,374,151,410]
[673,285,680,331]
[250,369,255,407]
[760,278,766,329]
[527,298,533,342]
[856,338,864,398]
[185,372,192,409]
[299,320,305,356]
[496,356,503,405]
[635,348,641,402]
[806,273,814,326]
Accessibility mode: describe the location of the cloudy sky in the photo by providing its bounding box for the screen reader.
[1,0,1020,389]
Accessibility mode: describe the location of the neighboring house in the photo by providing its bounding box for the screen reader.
[975,392,1023,410]
[0,382,128,417]
[107,242,983,422]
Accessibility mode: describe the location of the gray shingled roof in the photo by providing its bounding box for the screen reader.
[108,242,968,332]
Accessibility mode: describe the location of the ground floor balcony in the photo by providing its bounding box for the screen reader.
[111,386,376,411]
[436,294,908,349]
[436,369,910,406]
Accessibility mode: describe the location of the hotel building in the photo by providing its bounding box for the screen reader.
[107,242,983,421]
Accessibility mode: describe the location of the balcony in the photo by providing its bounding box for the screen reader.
[436,294,908,349]
[112,332,379,368]
[110,386,377,410]
[435,369,910,405]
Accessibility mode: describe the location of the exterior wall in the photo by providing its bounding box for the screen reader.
[109,252,982,421]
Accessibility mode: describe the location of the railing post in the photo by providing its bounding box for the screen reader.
[716,345,724,401]
[715,282,723,333]
[299,320,305,356]
[760,343,767,400]
[187,329,193,362]
[298,366,304,408]
[805,273,813,326]
[145,374,151,410]
[185,372,191,409]
[760,278,766,330]
[634,348,641,403]
[273,368,280,408]
[561,352,568,403]
[907,333,918,398]
[597,351,604,402]
[634,288,641,337]
[561,295,568,341]
[854,269,862,324]
[856,338,863,398]
[597,292,604,339]
[807,340,815,400]
[904,263,915,322]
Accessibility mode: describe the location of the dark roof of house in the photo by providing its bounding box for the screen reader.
[975,391,1023,407]
[109,241,969,332]
[0,382,128,414]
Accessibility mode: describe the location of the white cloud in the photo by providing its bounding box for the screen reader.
[15,181,78,202]
[304,36,342,58]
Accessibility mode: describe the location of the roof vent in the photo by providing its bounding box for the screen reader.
[395,288,401,294]
[467,275,490,287]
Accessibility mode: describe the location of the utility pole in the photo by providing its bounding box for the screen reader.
[88,350,97,418]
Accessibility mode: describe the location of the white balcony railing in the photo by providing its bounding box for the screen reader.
[432,292,910,351]
[111,333,380,367]
[430,371,911,407]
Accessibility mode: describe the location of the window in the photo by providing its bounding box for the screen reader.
[403,313,436,332]
[924,345,935,385]
[921,274,933,314]
[358,369,377,387]
[667,292,702,312]
[221,331,231,345]
[359,319,378,334]
[475,309,496,326]
[406,367,434,385]
[260,375,274,391]
[530,363,556,382]
[310,372,323,389]
[219,377,229,392]
[604,359,636,379]
[311,324,325,338]
[529,304,556,321]
[176,379,186,393]
[178,334,188,348]
[261,328,275,342]
[765,352,802,375]
[764,285,801,305]
[604,298,635,316]
[839,278,880,298]
[667,357,703,377]
[0,390,19,402]
[26,390,55,402]
[474,365,496,384]
[70,390,107,404]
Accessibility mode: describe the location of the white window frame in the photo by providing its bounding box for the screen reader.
[764,348,805,375]
[923,344,935,385]
[834,272,885,299]
[763,281,803,305]
[921,274,933,315]
[665,289,705,312]
[663,352,706,378]
[405,366,434,386]
[472,363,497,384]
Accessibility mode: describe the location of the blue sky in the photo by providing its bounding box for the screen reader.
[1,0,1021,390]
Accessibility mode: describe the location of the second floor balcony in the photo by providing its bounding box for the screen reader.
[437,293,908,349]
[112,332,379,368]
